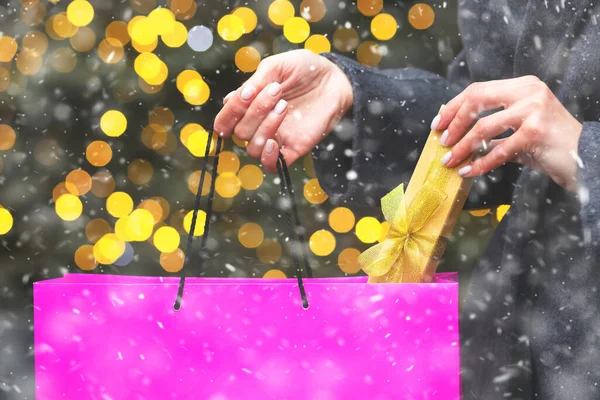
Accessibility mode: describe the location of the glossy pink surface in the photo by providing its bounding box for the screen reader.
[34,274,459,400]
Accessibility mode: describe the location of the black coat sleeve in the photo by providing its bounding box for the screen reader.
[312,52,522,209]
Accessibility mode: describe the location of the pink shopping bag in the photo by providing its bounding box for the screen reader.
[34,137,460,399]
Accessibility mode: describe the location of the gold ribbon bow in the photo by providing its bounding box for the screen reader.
[358,140,455,283]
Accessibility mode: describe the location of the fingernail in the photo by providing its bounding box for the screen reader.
[440,130,449,146]
[430,114,441,131]
[458,165,472,177]
[223,91,234,103]
[266,139,274,154]
[241,84,256,100]
[267,82,281,96]
[441,151,452,166]
[274,99,288,115]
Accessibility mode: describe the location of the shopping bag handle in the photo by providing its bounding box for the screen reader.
[174,132,312,311]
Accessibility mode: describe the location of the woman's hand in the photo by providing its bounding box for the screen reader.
[431,75,583,192]
[214,49,353,173]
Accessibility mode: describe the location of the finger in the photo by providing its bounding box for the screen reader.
[233,82,283,141]
[223,91,235,104]
[443,107,525,168]
[488,139,534,168]
[261,139,280,174]
[458,131,526,177]
[246,99,288,158]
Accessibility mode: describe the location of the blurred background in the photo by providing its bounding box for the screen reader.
[0,0,508,398]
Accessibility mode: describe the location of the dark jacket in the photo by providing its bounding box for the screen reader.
[312,1,600,398]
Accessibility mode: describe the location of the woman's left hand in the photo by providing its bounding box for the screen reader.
[431,75,583,192]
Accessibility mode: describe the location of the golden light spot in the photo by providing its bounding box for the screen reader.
[187,170,212,196]
[235,46,261,73]
[86,140,112,167]
[371,13,397,41]
[257,239,282,264]
[304,34,331,54]
[152,130,178,155]
[356,41,383,66]
[106,21,130,45]
[169,0,194,16]
[0,125,16,150]
[65,169,92,196]
[91,171,115,198]
[51,47,77,73]
[283,17,310,43]
[114,217,132,241]
[469,209,490,217]
[69,26,96,52]
[66,0,94,27]
[138,199,163,222]
[303,178,328,204]
[106,192,134,218]
[328,207,355,233]
[94,233,126,264]
[357,0,382,16]
[176,69,202,92]
[268,0,295,26]
[23,31,48,54]
[53,12,78,38]
[232,135,248,148]
[127,15,146,37]
[151,196,170,221]
[16,49,43,75]
[238,222,264,248]
[217,151,240,174]
[182,78,210,105]
[355,217,381,244]
[127,158,153,185]
[185,128,213,156]
[52,182,70,202]
[161,21,187,48]
[217,14,245,42]
[86,218,111,243]
[496,205,510,222]
[125,209,155,241]
[183,210,206,236]
[309,229,336,256]
[45,16,61,41]
[100,110,127,137]
[148,107,174,129]
[148,7,176,36]
[0,68,9,92]
[333,27,359,52]
[160,248,184,272]
[338,247,361,274]
[74,245,98,270]
[303,155,316,177]
[263,269,286,278]
[98,38,125,64]
[232,7,258,33]
[408,3,435,30]
[0,208,14,235]
[378,220,390,242]
[215,172,241,198]
[55,193,83,221]
[238,165,263,190]
[131,17,157,46]
[174,0,196,20]
[299,0,326,22]
[153,226,180,253]
[138,75,163,93]
[20,1,46,26]
[134,52,161,81]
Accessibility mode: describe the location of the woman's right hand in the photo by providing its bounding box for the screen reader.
[214,49,353,173]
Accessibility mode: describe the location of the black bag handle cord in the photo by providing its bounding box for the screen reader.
[174,133,312,310]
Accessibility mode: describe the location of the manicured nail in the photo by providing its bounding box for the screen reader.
[241,84,256,100]
[440,130,449,146]
[458,165,472,177]
[265,139,274,154]
[430,114,441,131]
[267,82,281,96]
[441,151,452,166]
[274,99,288,115]
[223,91,234,103]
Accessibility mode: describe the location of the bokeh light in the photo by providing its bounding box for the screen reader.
[91,171,115,197]
[357,41,383,66]
[160,248,184,272]
[125,209,155,241]
[127,159,154,185]
[85,218,111,243]
[0,208,14,235]
[131,17,157,46]
[94,233,126,264]
[217,151,240,174]
[357,0,383,16]
[147,7,175,36]
[183,79,210,105]
[16,49,43,75]
[153,226,180,253]
[355,216,381,244]
[106,21,130,46]
[263,269,286,278]
[69,26,96,52]
[100,110,127,137]
[235,47,261,73]
[53,183,70,202]
[23,31,48,54]
[328,207,355,233]
[0,37,18,62]
[256,239,282,264]
[305,34,331,54]
[215,172,241,198]
[408,3,435,30]
[98,38,125,64]
[217,14,245,42]
[333,27,359,52]
[51,47,77,73]
[238,165,263,190]
[309,229,336,256]
[232,7,258,33]
[283,17,310,44]
[75,244,98,270]
[496,205,510,222]
[338,248,361,274]
[55,194,83,221]
[0,125,16,150]
[268,0,295,26]
[303,178,328,204]
[176,69,202,92]
[106,192,134,218]
[0,68,9,92]
[138,199,164,222]
[65,169,92,196]
[299,0,326,22]
[183,210,206,236]
[469,209,490,217]
[66,0,94,27]
[371,13,397,41]
[187,170,212,196]
[238,222,264,248]
[187,25,213,52]
[162,21,187,47]
[53,12,79,38]
[86,140,113,166]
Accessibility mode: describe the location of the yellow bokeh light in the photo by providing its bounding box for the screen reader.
[357,0,383,16]
[125,209,155,241]
[85,218,111,243]
[328,207,355,233]
[131,17,157,46]
[232,135,248,148]
[98,38,125,64]
[94,233,126,264]
[176,70,202,93]
[127,158,154,185]
[257,239,282,264]
[232,7,258,33]
[304,34,331,54]
[66,0,94,27]
[238,165,263,190]
[86,140,113,167]
[268,0,295,26]
[183,210,207,236]
[53,182,70,202]
[23,31,49,54]
[69,26,96,52]
[303,178,328,204]
[106,191,134,218]
[338,247,361,274]
[151,196,170,222]
[53,13,79,38]
[134,52,162,81]
[238,222,264,248]
[65,169,92,196]
[408,3,435,30]
[160,248,185,272]
[283,17,310,44]
[100,110,127,137]
[235,46,261,73]
[186,129,214,156]
[55,194,83,221]
[162,21,187,47]
[355,217,381,244]
[16,49,43,75]
[371,13,397,41]
[357,40,383,66]
[333,27,359,52]
[148,7,176,36]
[138,199,164,222]
[217,14,245,42]
[115,216,133,241]
[0,208,13,235]
[154,226,180,253]
[303,155,316,177]
[0,125,16,150]
[263,269,286,278]
[138,75,163,93]
[187,170,212,196]
[20,1,47,27]
[74,244,98,270]
[469,209,490,217]
[215,172,241,198]
[496,205,510,222]
[309,229,336,256]
[127,15,145,37]
[143,61,168,85]
[217,151,240,174]
[183,79,210,106]
[106,20,130,45]
[0,37,18,62]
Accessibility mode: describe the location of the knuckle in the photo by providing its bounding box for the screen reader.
[246,144,261,158]
[233,124,251,140]
[253,99,272,115]
[523,75,541,83]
